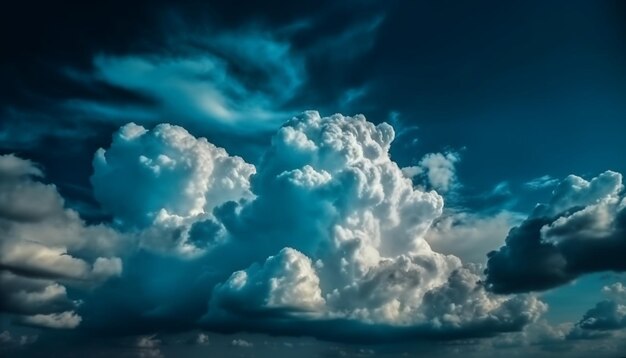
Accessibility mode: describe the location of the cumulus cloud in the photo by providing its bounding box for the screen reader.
[4,113,548,343]
[572,282,626,334]
[485,170,626,293]
[403,151,460,193]
[416,152,460,192]
[199,112,543,339]
[91,122,254,255]
[577,300,626,331]
[209,248,325,317]
[0,154,123,329]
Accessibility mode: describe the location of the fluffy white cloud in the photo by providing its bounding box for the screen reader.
[204,112,543,334]
[416,152,460,192]
[533,170,623,218]
[91,122,255,255]
[210,247,324,315]
[0,154,123,329]
[93,122,255,226]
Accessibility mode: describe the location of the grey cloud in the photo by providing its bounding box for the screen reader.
[485,171,626,293]
[571,281,626,335]
[231,338,254,348]
[0,154,123,329]
[19,311,82,330]
[577,300,626,331]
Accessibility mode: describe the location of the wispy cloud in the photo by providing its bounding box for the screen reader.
[64,30,306,133]
[524,175,560,190]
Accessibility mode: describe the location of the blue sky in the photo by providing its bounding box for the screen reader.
[1,1,626,357]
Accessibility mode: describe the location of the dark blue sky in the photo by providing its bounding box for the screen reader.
[1,1,626,357]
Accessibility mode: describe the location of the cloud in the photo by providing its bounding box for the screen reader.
[572,282,626,334]
[0,154,123,328]
[0,330,38,349]
[403,152,461,193]
[576,300,626,331]
[4,113,546,344]
[231,338,253,348]
[19,311,82,330]
[524,175,560,190]
[209,248,325,317]
[490,320,573,352]
[197,112,543,339]
[485,170,626,293]
[195,333,210,345]
[603,282,626,300]
[416,152,460,193]
[91,122,254,255]
[425,211,524,264]
[136,335,163,358]
[66,29,305,133]
[0,271,74,315]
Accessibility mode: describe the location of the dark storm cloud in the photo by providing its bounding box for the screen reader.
[485,171,626,293]
[576,300,626,331]
[566,282,626,339]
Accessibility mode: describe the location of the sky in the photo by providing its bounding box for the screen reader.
[1,1,626,357]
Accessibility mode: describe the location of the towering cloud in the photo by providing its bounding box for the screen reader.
[485,171,626,293]
[201,112,545,338]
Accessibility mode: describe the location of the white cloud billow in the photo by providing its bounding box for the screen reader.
[210,248,325,315]
[417,152,460,192]
[91,122,255,255]
[200,112,544,333]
